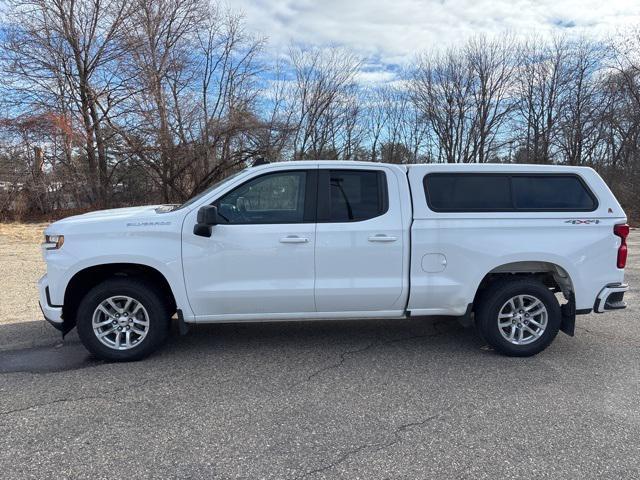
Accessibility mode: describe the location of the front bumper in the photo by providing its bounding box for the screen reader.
[594,283,629,313]
[38,275,64,330]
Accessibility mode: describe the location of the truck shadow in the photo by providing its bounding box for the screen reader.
[0,317,482,374]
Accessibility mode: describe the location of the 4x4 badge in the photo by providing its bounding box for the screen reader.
[565,219,600,224]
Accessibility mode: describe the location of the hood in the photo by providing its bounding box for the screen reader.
[46,205,168,232]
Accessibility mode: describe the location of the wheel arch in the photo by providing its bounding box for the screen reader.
[472,260,575,309]
[62,263,177,332]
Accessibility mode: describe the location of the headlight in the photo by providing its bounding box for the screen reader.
[43,234,64,250]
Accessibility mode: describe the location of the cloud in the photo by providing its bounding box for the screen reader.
[232,0,640,70]
[354,69,399,85]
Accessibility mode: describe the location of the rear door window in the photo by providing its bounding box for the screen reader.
[318,170,388,222]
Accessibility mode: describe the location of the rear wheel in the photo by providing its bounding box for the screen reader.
[76,278,170,361]
[476,278,561,357]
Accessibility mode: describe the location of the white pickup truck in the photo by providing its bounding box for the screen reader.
[39,161,630,361]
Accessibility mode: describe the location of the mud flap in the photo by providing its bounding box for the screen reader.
[560,294,576,337]
[60,318,76,337]
[456,303,474,329]
[177,309,190,336]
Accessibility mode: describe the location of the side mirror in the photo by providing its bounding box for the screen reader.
[197,205,219,225]
[194,205,219,237]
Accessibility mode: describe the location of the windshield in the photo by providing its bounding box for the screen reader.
[173,170,246,211]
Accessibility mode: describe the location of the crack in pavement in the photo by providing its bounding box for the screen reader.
[0,395,122,416]
[0,392,129,417]
[0,378,153,416]
[382,415,440,449]
[294,415,440,480]
[289,324,449,478]
[295,444,370,480]
[305,340,378,383]
[292,321,451,388]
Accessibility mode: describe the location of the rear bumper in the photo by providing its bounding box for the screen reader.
[594,283,629,313]
[38,275,64,330]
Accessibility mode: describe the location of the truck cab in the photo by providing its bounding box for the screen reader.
[39,161,629,360]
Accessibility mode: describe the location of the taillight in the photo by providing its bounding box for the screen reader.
[614,224,629,269]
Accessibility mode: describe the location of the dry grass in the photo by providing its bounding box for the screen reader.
[0,222,47,325]
[0,222,47,243]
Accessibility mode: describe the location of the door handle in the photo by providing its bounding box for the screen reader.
[368,234,398,243]
[279,235,309,244]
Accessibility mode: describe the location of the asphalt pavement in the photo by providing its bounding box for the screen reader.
[0,234,638,479]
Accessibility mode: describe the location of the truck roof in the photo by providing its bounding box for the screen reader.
[250,160,595,174]
[404,163,596,173]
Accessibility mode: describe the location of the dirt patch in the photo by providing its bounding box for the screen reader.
[0,223,47,325]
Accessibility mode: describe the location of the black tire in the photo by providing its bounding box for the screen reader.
[76,278,170,361]
[476,278,561,357]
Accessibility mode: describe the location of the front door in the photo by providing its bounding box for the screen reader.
[182,168,317,319]
[314,168,405,313]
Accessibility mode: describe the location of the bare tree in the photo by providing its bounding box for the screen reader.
[287,47,361,160]
[412,47,475,163]
[556,38,610,166]
[465,35,517,163]
[193,9,266,193]
[412,36,517,163]
[380,84,429,163]
[113,0,203,202]
[362,87,388,162]
[514,36,571,163]
[1,0,132,207]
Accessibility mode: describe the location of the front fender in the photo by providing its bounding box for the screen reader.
[72,255,189,313]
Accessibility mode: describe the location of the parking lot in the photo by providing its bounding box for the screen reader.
[0,228,638,479]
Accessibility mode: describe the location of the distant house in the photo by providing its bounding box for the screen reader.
[0,177,24,192]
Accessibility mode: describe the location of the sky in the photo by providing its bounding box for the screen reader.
[232,0,640,82]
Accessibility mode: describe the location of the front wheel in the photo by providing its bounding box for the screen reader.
[476,278,561,357]
[76,278,170,361]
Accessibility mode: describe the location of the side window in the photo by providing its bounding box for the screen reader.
[214,171,309,224]
[512,176,596,211]
[424,174,512,212]
[423,173,597,212]
[320,170,388,222]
